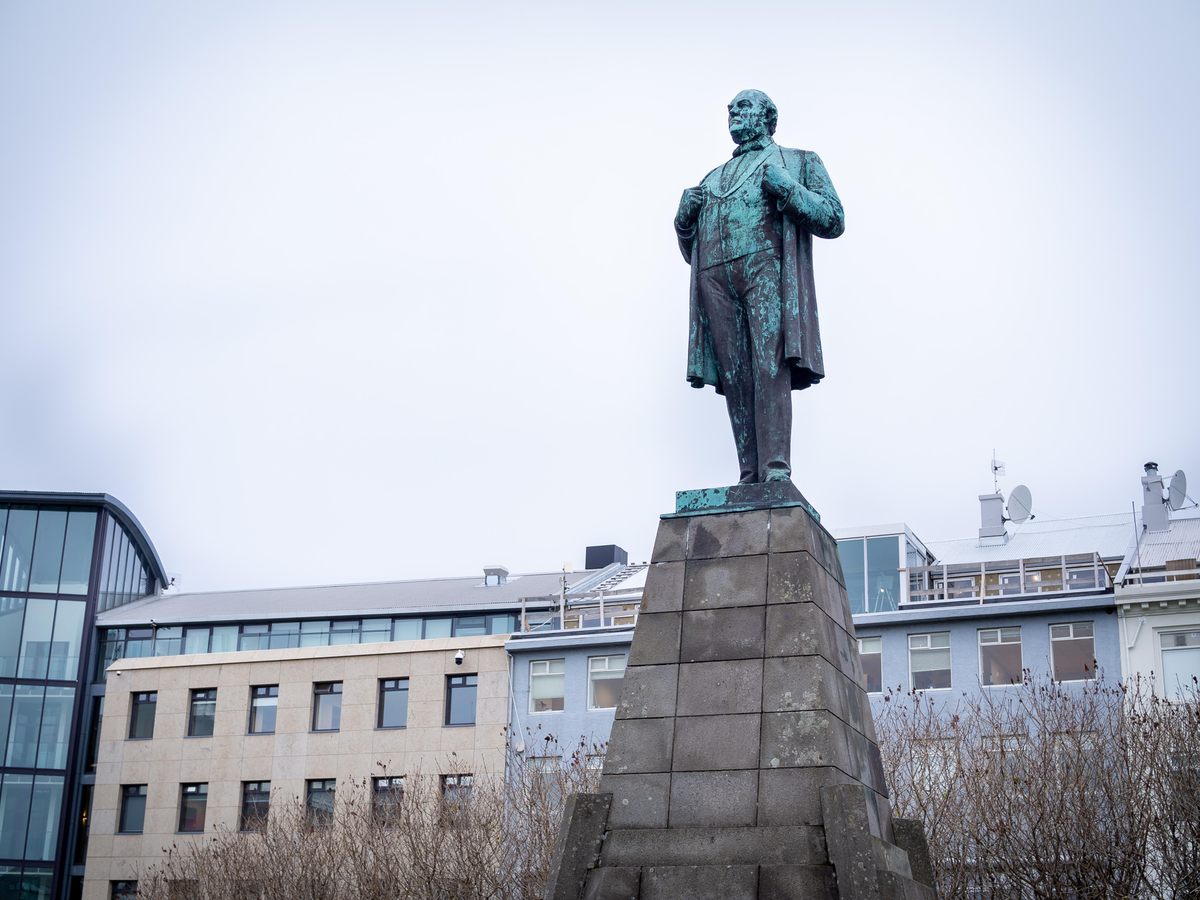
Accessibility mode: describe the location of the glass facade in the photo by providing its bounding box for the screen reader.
[96,517,152,612]
[97,613,518,676]
[837,536,904,614]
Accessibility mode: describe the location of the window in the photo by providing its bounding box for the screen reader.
[187,688,217,737]
[378,678,409,729]
[1050,622,1096,681]
[129,692,157,739]
[588,655,626,709]
[248,685,278,734]
[1160,629,1200,698]
[837,536,902,613]
[909,632,951,690]
[530,659,566,713]
[372,776,405,824]
[445,674,477,726]
[440,774,473,805]
[240,781,270,832]
[111,881,139,900]
[857,637,882,693]
[311,682,343,731]
[238,623,269,651]
[118,785,147,834]
[306,779,336,826]
[178,783,208,833]
[978,627,1022,686]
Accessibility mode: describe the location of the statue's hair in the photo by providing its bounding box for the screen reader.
[737,89,778,135]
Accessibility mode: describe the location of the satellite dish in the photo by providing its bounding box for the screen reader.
[1008,485,1034,524]
[1168,470,1188,511]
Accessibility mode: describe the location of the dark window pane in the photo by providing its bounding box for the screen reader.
[306,779,335,826]
[17,597,55,679]
[372,776,404,824]
[24,775,63,860]
[154,626,182,657]
[188,689,216,737]
[0,685,15,765]
[119,785,147,833]
[7,685,44,767]
[378,679,409,728]
[1052,637,1097,681]
[249,685,278,734]
[111,881,139,900]
[85,697,104,772]
[240,781,270,832]
[312,682,342,731]
[124,627,153,659]
[47,600,85,680]
[36,686,74,769]
[29,510,67,594]
[454,616,487,637]
[0,598,26,678]
[178,783,207,833]
[129,692,157,740]
[0,510,37,592]
[445,675,477,726]
[59,511,97,595]
[0,774,33,857]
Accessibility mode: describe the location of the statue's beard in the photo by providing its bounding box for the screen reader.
[729,119,768,145]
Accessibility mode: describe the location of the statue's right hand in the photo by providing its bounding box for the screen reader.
[675,187,705,229]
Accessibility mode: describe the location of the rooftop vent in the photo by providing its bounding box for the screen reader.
[1141,462,1169,533]
[483,565,508,586]
[586,545,628,569]
[978,493,1007,544]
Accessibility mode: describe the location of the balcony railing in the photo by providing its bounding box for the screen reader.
[904,553,1113,605]
[519,596,640,634]
[1119,563,1200,587]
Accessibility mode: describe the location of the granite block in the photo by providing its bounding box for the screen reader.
[616,665,678,720]
[651,518,689,563]
[762,655,861,731]
[643,865,757,900]
[756,767,856,827]
[758,864,839,900]
[601,825,826,867]
[683,555,768,610]
[767,505,820,557]
[765,604,861,682]
[676,660,763,717]
[820,784,880,900]
[688,510,770,559]
[602,773,670,829]
[844,728,888,794]
[672,714,760,771]
[544,793,612,900]
[893,819,935,889]
[765,551,822,605]
[605,718,675,775]
[679,606,765,662]
[640,562,684,614]
[628,612,681,667]
[582,866,641,900]
[668,770,759,827]
[761,710,851,771]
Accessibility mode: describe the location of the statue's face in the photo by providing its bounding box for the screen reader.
[728,91,772,144]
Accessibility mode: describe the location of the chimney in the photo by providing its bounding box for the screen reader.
[482,565,508,586]
[1141,462,1169,533]
[585,544,628,569]
[978,493,1008,544]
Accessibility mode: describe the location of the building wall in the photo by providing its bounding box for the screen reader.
[1118,581,1200,698]
[81,636,510,899]
[857,605,1122,711]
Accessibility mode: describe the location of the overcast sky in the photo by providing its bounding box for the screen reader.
[2,1,1197,592]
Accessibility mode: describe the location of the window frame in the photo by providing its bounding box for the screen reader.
[445,674,478,727]
[248,684,279,735]
[1049,621,1097,682]
[239,781,271,833]
[587,654,626,710]
[177,782,208,834]
[372,775,405,825]
[977,626,1023,687]
[128,691,157,740]
[186,688,217,738]
[907,631,952,691]
[377,677,409,729]
[311,681,343,732]
[305,778,336,826]
[857,636,883,694]
[1157,628,1200,698]
[118,784,147,834]
[529,658,566,714]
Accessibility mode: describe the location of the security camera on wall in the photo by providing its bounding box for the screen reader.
[454,650,465,665]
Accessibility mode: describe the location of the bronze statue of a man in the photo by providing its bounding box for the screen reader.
[675,89,844,484]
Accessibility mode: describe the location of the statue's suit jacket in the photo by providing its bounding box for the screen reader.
[677,147,844,395]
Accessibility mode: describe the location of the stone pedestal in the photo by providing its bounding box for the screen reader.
[545,488,936,900]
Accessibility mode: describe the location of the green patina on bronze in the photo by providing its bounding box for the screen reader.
[667,482,822,522]
[674,90,844,486]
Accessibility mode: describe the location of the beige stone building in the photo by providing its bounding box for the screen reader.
[81,635,510,899]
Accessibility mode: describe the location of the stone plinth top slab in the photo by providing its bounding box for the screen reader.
[668,482,820,522]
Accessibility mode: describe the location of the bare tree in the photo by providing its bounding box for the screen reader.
[876,673,1200,900]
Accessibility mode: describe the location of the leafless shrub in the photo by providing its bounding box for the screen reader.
[876,673,1200,899]
[138,734,604,900]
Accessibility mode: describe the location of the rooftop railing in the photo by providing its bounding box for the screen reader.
[519,595,640,634]
[903,553,1114,605]
[1119,561,1200,587]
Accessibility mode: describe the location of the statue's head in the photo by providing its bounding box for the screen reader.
[727,90,777,144]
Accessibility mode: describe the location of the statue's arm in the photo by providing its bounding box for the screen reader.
[779,152,844,240]
[674,186,705,263]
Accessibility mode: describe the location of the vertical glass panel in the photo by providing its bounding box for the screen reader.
[48,600,85,680]
[128,692,157,740]
[98,518,116,611]
[238,625,269,652]
[153,627,182,656]
[178,783,208,833]
[36,687,75,769]
[29,511,67,593]
[85,697,104,772]
[454,616,487,637]
[24,775,63,861]
[0,775,34,858]
[0,685,13,763]
[58,511,97,595]
[837,539,866,615]
[183,628,211,655]
[360,619,391,643]
[8,685,45,766]
[445,674,478,726]
[328,621,359,645]
[123,627,153,659]
[210,626,238,654]
[19,869,52,899]
[16,598,55,679]
[424,618,452,639]
[487,614,516,635]
[1,509,38,592]
[299,621,330,648]
[268,622,300,650]
[123,549,138,602]
[111,535,129,602]
[391,619,421,642]
[866,536,900,613]
[119,785,147,833]
[0,598,25,677]
[187,689,216,738]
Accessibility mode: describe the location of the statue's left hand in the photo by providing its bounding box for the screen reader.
[761,163,795,199]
